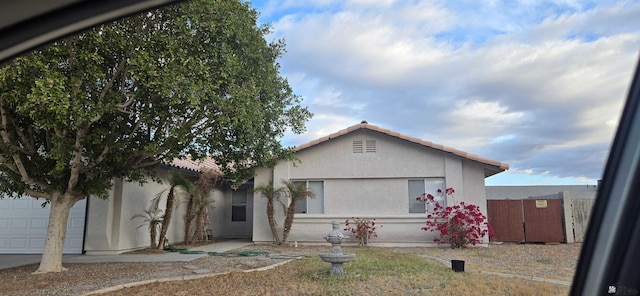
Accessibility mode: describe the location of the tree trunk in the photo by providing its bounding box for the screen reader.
[150,223,158,249]
[266,199,281,244]
[281,202,297,244]
[184,194,195,245]
[157,188,175,249]
[34,193,77,273]
[191,206,206,242]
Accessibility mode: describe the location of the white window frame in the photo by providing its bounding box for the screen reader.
[408,178,445,213]
[293,180,324,214]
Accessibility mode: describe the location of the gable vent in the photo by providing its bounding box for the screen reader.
[366,140,376,153]
[353,140,363,153]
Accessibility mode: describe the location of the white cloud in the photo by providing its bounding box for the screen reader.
[453,100,524,124]
[282,113,355,146]
[263,0,640,184]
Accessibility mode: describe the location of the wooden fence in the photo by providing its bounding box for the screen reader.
[487,191,595,243]
[571,198,595,242]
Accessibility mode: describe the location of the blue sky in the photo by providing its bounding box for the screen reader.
[248,0,640,186]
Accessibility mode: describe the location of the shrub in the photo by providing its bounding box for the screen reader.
[418,188,493,248]
[344,217,381,246]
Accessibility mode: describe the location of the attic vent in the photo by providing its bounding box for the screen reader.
[353,140,363,153]
[366,140,376,153]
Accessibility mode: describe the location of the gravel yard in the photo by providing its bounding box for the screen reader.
[413,242,581,281]
[0,243,581,295]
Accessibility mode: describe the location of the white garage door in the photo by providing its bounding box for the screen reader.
[0,197,86,254]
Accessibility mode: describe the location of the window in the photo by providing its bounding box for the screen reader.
[294,180,324,214]
[408,179,445,213]
[231,189,247,221]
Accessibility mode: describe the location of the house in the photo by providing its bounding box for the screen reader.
[251,121,509,246]
[0,157,250,255]
[0,121,509,255]
[84,157,256,255]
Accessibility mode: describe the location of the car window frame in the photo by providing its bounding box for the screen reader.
[571,55,640,295]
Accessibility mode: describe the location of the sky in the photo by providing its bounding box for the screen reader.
[248,0,640,186]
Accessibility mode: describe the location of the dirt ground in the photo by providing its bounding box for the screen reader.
[0,243,582,295]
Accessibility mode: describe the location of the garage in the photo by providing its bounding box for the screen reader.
[0,197,86,254]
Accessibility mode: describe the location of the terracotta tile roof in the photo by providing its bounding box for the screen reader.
[167,156,222,174]
[295,121,509,177]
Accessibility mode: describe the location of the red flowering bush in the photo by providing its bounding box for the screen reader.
[418,188,493,248]
[344,217,381,246]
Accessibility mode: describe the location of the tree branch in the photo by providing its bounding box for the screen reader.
[66,127,87,192]
[0,156,20,175]
[7,116,34,153]
[23,188,51,200]
[85,145,109,170]
[98,59,127,103]
[89,114,102,124]
[0,98,46,188]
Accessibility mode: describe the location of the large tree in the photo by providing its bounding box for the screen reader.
[0,0,311,273]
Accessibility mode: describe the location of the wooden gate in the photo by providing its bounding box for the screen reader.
[487,200,524,242]
[488,199,565,243]
[522,199,565,243]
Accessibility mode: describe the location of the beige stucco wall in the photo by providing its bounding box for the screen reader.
[84,170,192,255]
[284,131,446,179]
[209,187,253,239]
[252,130,492,246]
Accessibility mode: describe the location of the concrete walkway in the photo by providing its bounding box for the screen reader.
[0,239,253,270]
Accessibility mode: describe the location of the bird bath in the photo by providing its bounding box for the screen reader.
[318,221,356,277]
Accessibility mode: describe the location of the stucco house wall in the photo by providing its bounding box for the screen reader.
[84,170,191,255]
[209,186,254,239]
[252,122,507,246]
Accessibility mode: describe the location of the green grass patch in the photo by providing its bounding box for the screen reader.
[300,248,449,294]
[536,257,554,264]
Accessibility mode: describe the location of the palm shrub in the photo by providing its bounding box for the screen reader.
[254,181,286,244]
[131,204,164,249]
[281,180,314,244]
[154,171,194,249]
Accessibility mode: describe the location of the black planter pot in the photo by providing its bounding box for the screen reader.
[451,260,465,272]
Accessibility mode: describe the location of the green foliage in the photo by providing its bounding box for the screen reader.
[0,0,312,200]
[254,181,287,209]
[131,203,164,249]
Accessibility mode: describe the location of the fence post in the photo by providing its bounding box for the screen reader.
[561,191,575,243]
